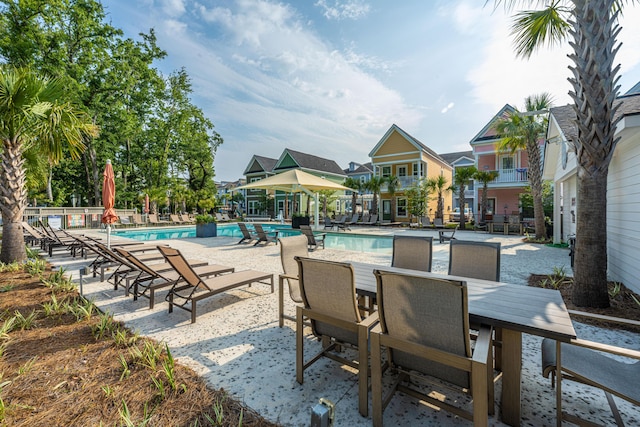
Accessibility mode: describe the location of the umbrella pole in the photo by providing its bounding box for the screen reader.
[314,193,319,230]
[107,224,111,249]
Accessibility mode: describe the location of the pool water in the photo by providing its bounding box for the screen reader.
[112,224,392,253]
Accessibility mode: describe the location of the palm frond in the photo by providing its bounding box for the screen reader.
[510,3,571,58]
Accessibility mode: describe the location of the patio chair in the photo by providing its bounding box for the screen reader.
[237,223,257,244]
[22,221,51,249]
[294,256,379,417]
[361,214,378,226]
[277,235,308,327]
[179,213,194,224]
[360,214,370,225]
[132,214,146,226]
[169,214,184,224]
[340,214,359,230]
[370,269,494,426]
[433,217,445,228]
[541,311,640,427]
[391,235,433,272]
[323,216,335,231]
[448,240,501,281]
[148,213,169,225]
[158,246,273,323]
[114,247,234,308]
[438,225,459,243]
[253,223,278,246]
[332,215,348,230]
[298,225,326,250]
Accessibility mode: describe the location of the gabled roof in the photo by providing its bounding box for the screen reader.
[469,104,516,144]
[243,155,277,175]
[549,93,640,143]
[273,148,346,177]
[625,81,640,95]
[438,151,474,166]
[344,162,373,175]
[368,124,449,166]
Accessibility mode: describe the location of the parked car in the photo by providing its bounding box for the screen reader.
[451,207,473,221]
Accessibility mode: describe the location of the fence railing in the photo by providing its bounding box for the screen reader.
[22,207,137,230]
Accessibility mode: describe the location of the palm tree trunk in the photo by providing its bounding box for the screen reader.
[527,141,546,239]
[568,0,619,308]
[0,139,27,263]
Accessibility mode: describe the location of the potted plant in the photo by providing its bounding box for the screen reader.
[195,214,217,237]
[291,213,310,229]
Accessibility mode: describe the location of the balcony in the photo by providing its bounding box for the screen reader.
[490,168,528,185]
[380,176,420,192]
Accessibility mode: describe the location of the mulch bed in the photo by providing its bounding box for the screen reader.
[528,273,640,333]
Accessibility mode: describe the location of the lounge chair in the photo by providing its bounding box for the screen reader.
[371,269,494,426]
[433,217,445,228]
[237,222,257,244]
[340,214,359,230]
[253,223,278,246]
[169,214,184,224]
[221,213,232,221]
[298,225,325,250]
[132,214,146,226]
[541,311,640,427]
[277,235,308,327]
[179,213,194,224]
[331,215,348,230]
[148,213,169,225]
[294,256,379,417]
[391,235,432,272]
[86,241,164,281]
[22,221,51,249]
[361,214,378,226]
[448,240,501,281]
[114,247,234,308]
[359,214,370,225]
[438,224,459,243]
[158,246,273,323]
[323,217,335,231]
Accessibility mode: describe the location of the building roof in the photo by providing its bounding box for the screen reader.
[469,104,516,144]
[549,93,640,143]
[243,155,278,175]
[438,151,474,166]
[369,124,450,167]
[625,81,640,95]
[274,148,346,176]
[344,162,373,175]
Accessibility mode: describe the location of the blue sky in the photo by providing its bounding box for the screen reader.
[104,0,640,181]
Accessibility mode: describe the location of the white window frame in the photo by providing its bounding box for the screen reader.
[500,155,515,170]
[412,162,424,177]
[397,197,407,217]
[248,200,258,215]
[381,166,391,177]
[397,165,408,177]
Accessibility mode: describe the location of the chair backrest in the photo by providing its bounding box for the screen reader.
[132,214,143,224]
[349,214,359,223]
[279,235,309,303]
[448,240,501,281]
[374,269,471,388]
[433,218,444,227]
[253,223,267,237]
[420,216,431,226]
[391,235,433,272]
[295,257,360,344]
[158,246,206,289]
[222,213,231,221]
[148,213,158,223]
[298,225,316,244]
[368,214,378,224]
[170,214,181,223]
[114,247,160,278]
[324,217,332,226]
[361,214,370,223]
[22,221,45,239]
[238,222,253,237]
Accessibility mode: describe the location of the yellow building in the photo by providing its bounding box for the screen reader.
[369,124,453,223]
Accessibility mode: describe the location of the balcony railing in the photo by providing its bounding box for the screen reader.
[380,176,420,192]
[490,168,528,184]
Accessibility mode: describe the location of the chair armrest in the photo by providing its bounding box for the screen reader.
[569,338,640,360]
[472,324,493,363]
[359,311,379,330]
[568,309,640,328]
[279,273,298,281]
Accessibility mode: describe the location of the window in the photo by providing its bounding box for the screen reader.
[397,198,407,217]
[397,165,407,177]
[336,200,341,213]
[250,177,261,183]
[412,162,424,177]
[360,176,366,183]
[501,155,515,170]
[248,200,258,215]
[381,166,391,177]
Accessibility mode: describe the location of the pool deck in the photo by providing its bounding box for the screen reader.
[51,227,640,426]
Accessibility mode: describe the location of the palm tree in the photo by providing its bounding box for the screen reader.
[494,93,552,239]
[367,176,385,216]
[451,166,477,230]
[496,0,632,307]
[474,170,500,223]
[385,175,399,222]
[0,66,97,263]
[344,177,359,216]
[425,175,449,221]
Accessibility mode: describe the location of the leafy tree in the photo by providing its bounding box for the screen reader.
[0,66,97,262]
[494,93,552,239]
[367,176,384,215]
[495,0,634,307]
[474,170,500,223]
[520,181,554,220]
[385,175,399,222]
[318,189,337,218]
[344,177,359,216]
[450,166,477,229]
[425,175,448,220]
[405,183,427,223]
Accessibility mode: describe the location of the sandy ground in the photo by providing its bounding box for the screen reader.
[51,226,640,426]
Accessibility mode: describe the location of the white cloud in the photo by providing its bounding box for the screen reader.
[441,102,454,113]
[160,0,185,17]
[314,0,370,21]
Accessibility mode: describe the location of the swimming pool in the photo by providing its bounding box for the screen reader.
[112,224,393,253]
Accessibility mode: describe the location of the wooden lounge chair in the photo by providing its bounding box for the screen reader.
[114,247,234,308]
[169,214,184,224]
[294,256,379,417]
[93,242,168,292]
[237,223,257,244]
[277,235,308,327]
[158,246,273,323]
[371,269,494,426]
[298,225,325,250]
[179,213,194,224]
[253,223,278,246]
[438,225,459,243]
[448,240,501,281]
[131,214,146,226]
[391,235,432,272]
[148,213,169,225]
[541,312,640,427]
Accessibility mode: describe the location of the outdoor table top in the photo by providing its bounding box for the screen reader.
[350,261,577,342]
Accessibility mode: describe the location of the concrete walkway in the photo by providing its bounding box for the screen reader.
[51,227,640,426]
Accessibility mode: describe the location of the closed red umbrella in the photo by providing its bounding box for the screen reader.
[101,160,118,247]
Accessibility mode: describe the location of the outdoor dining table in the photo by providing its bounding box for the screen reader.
[350,261,577,427]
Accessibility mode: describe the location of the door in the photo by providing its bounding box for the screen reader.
[382,200,391,221]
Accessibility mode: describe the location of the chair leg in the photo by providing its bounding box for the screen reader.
[555,341,562,427]
[371,332,384,427]
[278,276,285,328]
[471,358,489,427]
[357,323,369,417]
[296,305,304,384]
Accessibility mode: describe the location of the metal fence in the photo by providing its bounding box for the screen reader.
[22,207,138,230]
